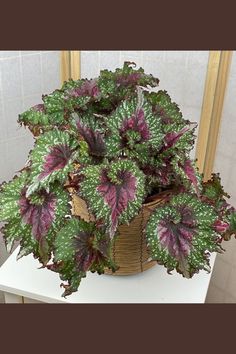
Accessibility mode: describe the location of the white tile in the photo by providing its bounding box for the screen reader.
[221,166,236,200]
[0,51,20,59]
[120,52,143,67]
[159,62,187,107]
[23,94,43,111]
[20,51,41,56]
[99,51,120,71]
[0,140,8,182]
[0,57,22,99]
[141,60,166,82]
[142,59,186,109]
[41,51,60,94]
[130,52,207,118]
[0,99,7,142]
[3,98,26,139]
[0,68,2,97]
[180,105,201,159]
[216,53,236,166]
[183,63,208,108]
[165,50,189,65]
[81,50,100,56]
[182,105,201,126]
[216,114,236,158]
[120,50,142,58]
[186,51,209,65]
[6,135,34,178]
[143,51,165,62]
[213,151,232,187]
[222,52,236,116]
[81,51,100,79]
[21,53,42,96]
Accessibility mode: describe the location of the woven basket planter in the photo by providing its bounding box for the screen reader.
[71,190,172,275]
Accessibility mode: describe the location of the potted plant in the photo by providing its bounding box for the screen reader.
[0,61,236,297]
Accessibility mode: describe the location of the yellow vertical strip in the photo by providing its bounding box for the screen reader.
[70,51,81,80]
[195,51,221,172]
[203,51,233,181]
[60,51,71,84]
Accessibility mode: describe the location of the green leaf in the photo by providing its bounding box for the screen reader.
[0,172,28,221]
[146,193,220,278]
[172,157,203,195]
[79,159,146,236]
[53,217,115,296]
[27,129,79,196]
[2,219,33,253]
[18,105,50,127]
[203,173,230,202]
[105,93,163,163]
[147,90,184,123]
[0,170,70,264]
[42,90,65,124]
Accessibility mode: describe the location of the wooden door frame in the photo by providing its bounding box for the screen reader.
[195,51,232,180]
[60,50,81,82]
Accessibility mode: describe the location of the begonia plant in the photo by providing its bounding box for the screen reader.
[0,62,235,297]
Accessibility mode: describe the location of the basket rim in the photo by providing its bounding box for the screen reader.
[142,188,174,208]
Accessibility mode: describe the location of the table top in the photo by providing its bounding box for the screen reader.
[0,246,216,303]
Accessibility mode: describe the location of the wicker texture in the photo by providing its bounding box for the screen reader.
[71,191,171,275]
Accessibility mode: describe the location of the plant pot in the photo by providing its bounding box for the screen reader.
[71,190,172,275]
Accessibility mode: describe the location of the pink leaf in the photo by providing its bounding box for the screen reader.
[97,169,137,236]
[120,108,150,143]
[162,126,189,151]
[39,144,73,180]
[74,231,110,272]
[76,120,106,157]
[182,159,199,196]
[158,209,195,260]
[68,79,100,98]
[116,72,142,86]
[32,103,45,113]
[213,220,229,233]
[19,189,57,240]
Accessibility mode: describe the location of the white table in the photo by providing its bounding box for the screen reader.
[0,246,216,303]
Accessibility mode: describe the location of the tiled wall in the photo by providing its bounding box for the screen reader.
[81,50,209,157]
[0,51,60,183]
[0,51,61,279]
[206,51,236,303]
[0,51,61,183]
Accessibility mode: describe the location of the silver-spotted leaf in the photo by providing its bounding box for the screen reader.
[79,159,146,237]
[105,92,163,163]
[0,172,70,265]
[146,193,222,278]
[27,129,78,196]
